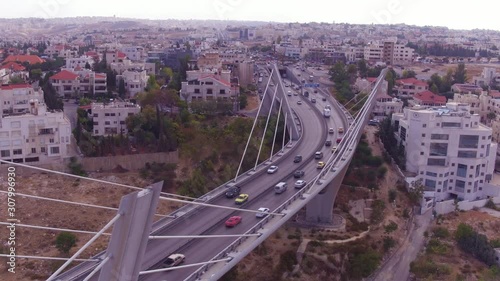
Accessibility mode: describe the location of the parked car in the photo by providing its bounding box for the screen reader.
[325,140,332,146]
[162,254,185,268]
[317,161,325,169]
[294,180,306,189]
[235,194,249,204]
[294,170,305,178]
[225,186,241,198]
[267,165,279,174]
[293,155,302,163]
[256,208,270,218]
[225,216,242,227]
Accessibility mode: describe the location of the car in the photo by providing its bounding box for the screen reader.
[311,98,316,103]
[328,128,334,134]
[162,254,185,268]
[325,140,332,146]
[235,194,249,204]
[294,170,305,178]
[338,127,344,134]
[294,180,306,189]
[225,216,242,227]
[269,83,275,87]
[332,146,338,153]
[225,186,241,198]
[322,97,326,101]
[314,89,318,93]
[336,138,342,144]
[314,151,323,159]
[293,155,302,163]
[317,161,325,169]
[256,208,270,218]
[297,100,302,105]
[267,165,279,174]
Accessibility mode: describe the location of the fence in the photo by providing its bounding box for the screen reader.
[434,196,500,214]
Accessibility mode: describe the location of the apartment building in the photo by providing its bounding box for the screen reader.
[409,91,447,107]
[373,94,404,119]
[392,103,496,202]
[364,40,414,65]
[0,99,71,164]
[105,51,127,65]
[180,69,238,103]
[65,56,95,69]
[473,67,499,88]
[394,77,429,97]
[116,69,149,98]
[121,46,145,62]
[91,101,140,136]
[110,59,155,75]
[50,68,107,98]
[0,84,44,115]
[451,83,483,94]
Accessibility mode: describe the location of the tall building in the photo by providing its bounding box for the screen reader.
[364,40,414,65]
[392,103,497,202]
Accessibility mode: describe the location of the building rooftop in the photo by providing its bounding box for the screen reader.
[50,70,79,80]
[91,101,140,110]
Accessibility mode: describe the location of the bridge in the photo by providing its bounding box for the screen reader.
[51,65,388,281]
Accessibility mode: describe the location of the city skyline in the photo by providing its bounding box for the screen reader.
[2,0,499,32]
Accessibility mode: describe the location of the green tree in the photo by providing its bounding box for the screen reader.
[385,68,397,95]
[348,248,381,278]
[402,70,417,79]
[453,63,468,84]
[55,232,77,254]
[357,59,368,78]
[239,93,248,109]
[8,76,25,84]
[30,68,43,80]
[146,74,160,92]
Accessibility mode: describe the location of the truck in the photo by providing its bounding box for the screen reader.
[323,108,331,118]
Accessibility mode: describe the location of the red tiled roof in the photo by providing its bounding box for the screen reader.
[413,90,446,104]
[50,70,79,80]
[117,52,127,58]
[95,74,106,79]
[0,61,26,71]
[489,90,500,99]
[396,77,428,86]
[3,55,45,65]
[199,75,231,87]
[0,84,32,90]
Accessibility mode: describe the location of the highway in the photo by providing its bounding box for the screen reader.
[54,63,348,281]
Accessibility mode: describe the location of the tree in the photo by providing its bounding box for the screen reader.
[357,59,368,78]
[118,79,126,98]
[84,62,91,69]
[408,179,424,205]
[55,232,77,254]
[402,70,417,79]
[8,76,25,84]
[453,63,468,84]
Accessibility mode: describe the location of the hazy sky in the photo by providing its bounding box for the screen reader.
[4,0,499,31]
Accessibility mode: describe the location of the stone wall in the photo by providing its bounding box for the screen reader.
[80,151,179,172]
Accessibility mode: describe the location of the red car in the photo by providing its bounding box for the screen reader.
[225,216,242,227]
[336,138,342,144]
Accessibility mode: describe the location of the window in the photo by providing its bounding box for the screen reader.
[31,148,36,153]
[13,149,22,155]
[455,180,466,192]
[93,122,99,125]
[11,121,21,128]
[431,134,449,140]
[206,88,213,94]
[1,150,10,157]
[120,121,125,125]
[105,113,110,116]
[49,138,54,143]
[459,135,479,148]
[219,89,226,94]
[424,179,436,190]
[427,158,446,166]
[399,127,406,141]
[41,147,46,153]
[93,113,98,117]
[442,122,461,128]
[426,171,437,177]
[457,151,477,158]
[50,147,60,154]
[457,164,467,177]
[194,88,200,94]
[110,113,116,116]
[105,121,110,125]
[430,143,448,156]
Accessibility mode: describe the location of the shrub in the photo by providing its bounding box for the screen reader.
[383,236,396,252]
[485,199,498,211]
[388,189,397,202]
[410,258,451,278]
[384,221,398,233]
[426,238,449,255]
[377,166,388,179]
[432,227,450,239]
[370,200,386,224]
[55,232,77,254]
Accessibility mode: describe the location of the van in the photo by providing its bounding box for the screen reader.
[274,182,288,194]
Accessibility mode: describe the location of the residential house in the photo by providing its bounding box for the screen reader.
[90,101,140,136]
[0,84,44,115]
[116,69,149,98]
[409,91,447,107]
[50,68,107,98]
[395,77,429,97]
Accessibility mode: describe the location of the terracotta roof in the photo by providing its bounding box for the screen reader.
[117,52,127,58]
[50,70,79,80]
[95,74,106,79]
[3,55,45,65]
[199,75,231,87]
[0,84,32,90]
[0,61,26,71]
[489,90,500,99]
[413,90,446,104]
[396,77,428,86]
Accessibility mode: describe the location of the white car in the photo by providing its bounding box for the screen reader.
[267,165,279,174]
[297,100,302,105]
[328,128,334,134]
[294,180,306,189]
[162,253,185,268]
[256,207,270,218]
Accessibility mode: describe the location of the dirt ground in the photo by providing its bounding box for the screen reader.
[0,171,175,281]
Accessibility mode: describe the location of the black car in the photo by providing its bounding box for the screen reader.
[293,155,302,163]
[322,97,326,101]
[325,140,332,146]
[225,186,241,198]
[294,170,305,178]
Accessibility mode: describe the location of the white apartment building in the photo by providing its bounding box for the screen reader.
[110,59,155,75]
[0,100,72,164]
[116,70,149,98]
[364,40,414,65]
[0,84,44,115]
[121,46,145,62]
[66,56,95,69]
[392,103,497,202]
[180,69,237,103]
[395,77,429,97]
[50,68,107,98]
[91,101,141,136]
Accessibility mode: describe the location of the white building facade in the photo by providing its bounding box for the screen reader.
[91,101,141,136]
[0,84,44,115]
[116,70,149,98]
[392,103,497,202]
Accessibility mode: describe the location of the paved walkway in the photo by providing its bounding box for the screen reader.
[370,210,433,281]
